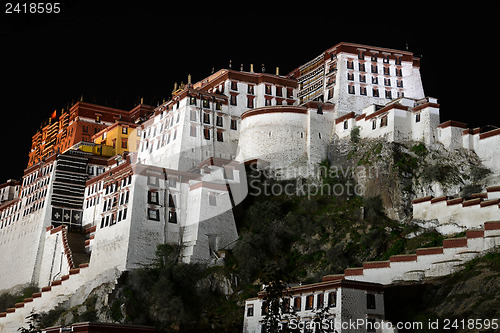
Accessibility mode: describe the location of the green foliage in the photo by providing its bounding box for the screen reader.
[470,165,491,182]
[410,142,428,157]
[393,146,419,175]
[421,164,458,184]
[350,126,360,143]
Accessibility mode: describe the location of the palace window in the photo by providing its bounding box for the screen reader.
[367,293,376,309]
[190,125,197,137]
[373,88,379,97]
[360,86,367,96]
[168,194,175,208]
[147,190,159,205]
[416,113,421,123]
[316,293,324,309]
[168,210,177,223]
[230,94,237,106]
[282,298,290,313]
[348,85,355,94]
[246,305,254,317]
[396,68,402,77]
[247,96,254,108]
[383,55,390,63]
[147,208,160,221]
[247,84,254,94]
[372,76,378,84]
[371,64,378,73]
[359,74,366,83]
[203,128,210,140]
[384,78,391,86]
[305,295,314,310]
[381,116,388,127]
[230,81,238,90]
[230,119,237,130]
[293,297,302,312]
[216,116,223,127]
[328,292,336,307]
[276,86,283,97]
[344,120,348,130]
[122,127,128,134]
[385,90,392,99]
[383,67,390,75]
[358,50,365,60]
[397,79,404,88]
[216,131,224,142]
[202,98,210,108]
[359,63,366,72]
[203,112,210,124]
[265,84,272,95]
[347,59,354,69]
[372,120,377,130]
[215,100,222,110]
[328,88,333,99]
[347,73,354,81]
[190,96,197,105]
[395,56,402,65]
[190,109,197,121]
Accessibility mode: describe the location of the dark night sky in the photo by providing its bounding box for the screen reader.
[1,3,498,183]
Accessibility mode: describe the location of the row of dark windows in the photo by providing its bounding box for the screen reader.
[347,62,403,76]
[348,74,403,87]
[100,207,127,228]
[230,81,294,98]
[356,51,403,65]
[348,86,403,99]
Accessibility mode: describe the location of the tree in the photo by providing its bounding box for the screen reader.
[260,263,299,333]
[18,310,41,333]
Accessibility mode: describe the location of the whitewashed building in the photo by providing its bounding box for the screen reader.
[243,278,393,333]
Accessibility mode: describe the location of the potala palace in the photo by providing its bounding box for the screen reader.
[0,42,499,332]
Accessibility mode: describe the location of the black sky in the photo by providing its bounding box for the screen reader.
[1,3,498,182]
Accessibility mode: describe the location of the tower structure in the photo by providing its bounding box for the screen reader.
[288,42,425,116]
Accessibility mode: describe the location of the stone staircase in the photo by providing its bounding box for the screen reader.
[412,185,500,232]
[65,231,90,268]
[322,221,500,285]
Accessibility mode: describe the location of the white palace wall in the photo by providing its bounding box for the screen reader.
[236,105,336,174]
[0,162,56,292]
[0,209,49,292]
[236,106,309,170]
